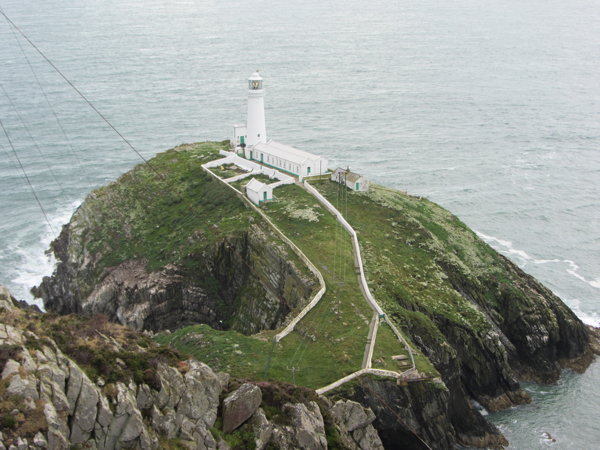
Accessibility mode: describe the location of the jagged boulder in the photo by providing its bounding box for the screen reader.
[0,286,15,310]
[271,401,327,450]
[0,286,225,450]
[222,382,262,433]
[248,408,273,450]
[331,400,384,450]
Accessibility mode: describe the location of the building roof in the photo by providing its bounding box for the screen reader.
[254,140,323,165]
[346,172,364,183]
[246,178,267,193]
[249,71,262,81]
[332,167,365,183]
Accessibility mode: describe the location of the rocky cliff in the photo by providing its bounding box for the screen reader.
[0,286,384,449]
[31,142,598,448]
[34,142,315,334]
[319,182,595,410]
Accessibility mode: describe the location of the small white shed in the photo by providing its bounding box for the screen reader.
[331,168,369,192]
[246,178,273,205]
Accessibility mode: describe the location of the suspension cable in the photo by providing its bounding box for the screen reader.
[0,83,65,194]
[0,117,56,235]
[0,8,164,181]
[4,16,84,170]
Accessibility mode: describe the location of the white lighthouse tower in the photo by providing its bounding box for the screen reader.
[245,71,267,147]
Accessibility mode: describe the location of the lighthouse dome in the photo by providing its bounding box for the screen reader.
[249,71,262,80]
[248,71,263,90]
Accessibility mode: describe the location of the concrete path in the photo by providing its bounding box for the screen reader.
[303,180,416,379]
[202,164,327,342]
[204,159,418,393]
[315,368,401,395]
[362,313,380,369]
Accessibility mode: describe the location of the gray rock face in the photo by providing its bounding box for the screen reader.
[35,199,316,335]
[331,400,384,450]
[271,402,327,450]
[0,290,225,449]
[222,383,262,433]
[0,286,15,310]
[248,408,272,450]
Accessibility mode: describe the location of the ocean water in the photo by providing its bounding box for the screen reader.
[0,0,598,447]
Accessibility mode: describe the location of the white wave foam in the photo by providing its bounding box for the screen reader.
[569,298,600,328]
[476,230,600,292]
[10,200,80,309]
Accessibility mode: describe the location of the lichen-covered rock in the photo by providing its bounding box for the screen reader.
[330,400,384,450]
[0,286,225,450]
[68,368,99,444]
[33,148,317,336]
[248,408,272,450]
[271,401,327,450]
[0,286,15,310]
[222,383,262,433]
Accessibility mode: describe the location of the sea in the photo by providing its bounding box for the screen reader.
[0,0,598,447]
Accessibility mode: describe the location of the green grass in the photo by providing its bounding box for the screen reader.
[371,321,410,371]
[157,183,419,388]
[210,163,246,179]
[315,182,492,338]
[78,141,253,273]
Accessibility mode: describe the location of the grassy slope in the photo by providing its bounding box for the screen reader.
[80,141,249,273]
[81,140,512,388]
[157,183,428,388]
[81,142,444,388]
[157,185,400,387]
[314,182,501,354]
[70,141,311,299]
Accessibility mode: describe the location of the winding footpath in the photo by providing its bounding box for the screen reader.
[303,181,416,393]
[203,152,417,395]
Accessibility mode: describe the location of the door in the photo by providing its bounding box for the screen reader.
[356,182,359,191]
[263,191,267,201]
[250,151,253,160]
[261,153,264,163]
[307,167,311,175]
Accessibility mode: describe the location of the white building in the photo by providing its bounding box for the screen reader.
[331,167,369,192]
[232,71,329,180]
[246,141,328,179]
[246,178,273,205]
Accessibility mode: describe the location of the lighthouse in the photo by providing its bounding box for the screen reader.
[231,72,329,180]
[245,71,267,147]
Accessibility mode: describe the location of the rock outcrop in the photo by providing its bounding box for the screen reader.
[330,400,385,450]
[0,286,384,449]
[33,143,316,334]
[26,142,599,448]
[222,383,262,433]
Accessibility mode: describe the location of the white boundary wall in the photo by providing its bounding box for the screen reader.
[304,181,384,316]
[303,181,416,372]
[206,151,295,188]
[201,164,326,343]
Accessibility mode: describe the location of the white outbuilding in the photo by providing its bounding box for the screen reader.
[245,178,273,205]
[331,167,369,192]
